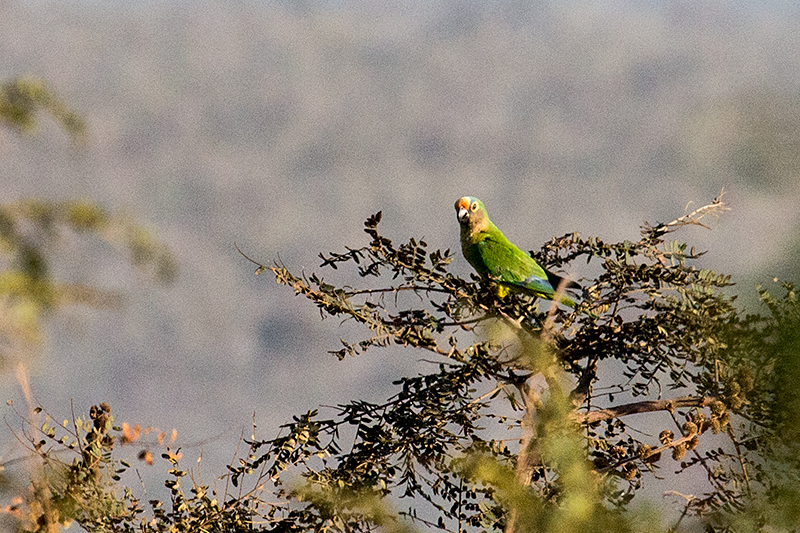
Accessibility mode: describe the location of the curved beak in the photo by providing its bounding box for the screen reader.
[455,198,470,222]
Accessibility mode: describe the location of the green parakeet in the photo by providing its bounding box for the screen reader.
[455,196,581,307]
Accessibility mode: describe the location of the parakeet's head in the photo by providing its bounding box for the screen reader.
[455,196,490,231]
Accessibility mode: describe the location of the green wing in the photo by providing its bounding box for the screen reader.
[476,230,557,299]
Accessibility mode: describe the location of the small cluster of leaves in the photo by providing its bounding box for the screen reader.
[0,199,177,370]
[5,402,132,531]
[5,402,257,533]
[0,77,85,140]
[225,347,514,531]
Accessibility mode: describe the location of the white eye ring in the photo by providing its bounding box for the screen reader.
[470,202,478,212]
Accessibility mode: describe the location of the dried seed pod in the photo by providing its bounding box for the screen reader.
[687,435,700,451]
[672,444,687,461]
[691,411,706,426]
[637,444,652,458]
[611,445,626,458]
[621,463,638,481]
[682,421,698,436]
[644,451,662,463]
[711,418,722,434]
[711,401,727,416]
[660,430,674,444]
[639,445,662,463]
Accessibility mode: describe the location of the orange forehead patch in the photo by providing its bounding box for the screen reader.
[455,197,470,211]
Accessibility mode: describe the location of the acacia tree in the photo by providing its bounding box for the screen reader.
[7,196,800,532]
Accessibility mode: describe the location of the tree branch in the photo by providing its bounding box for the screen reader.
[576,396,716,425]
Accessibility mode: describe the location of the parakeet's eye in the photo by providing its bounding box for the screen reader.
[470,202,478,212]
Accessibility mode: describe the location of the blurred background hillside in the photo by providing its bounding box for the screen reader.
[1,0,799,511]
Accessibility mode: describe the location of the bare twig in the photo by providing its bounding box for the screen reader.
[661,189,730,233]
[664,491,696,532]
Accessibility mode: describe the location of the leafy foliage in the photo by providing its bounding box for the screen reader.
[0,77,85,141]
[0,199,178,371]
[5,199,800,532]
